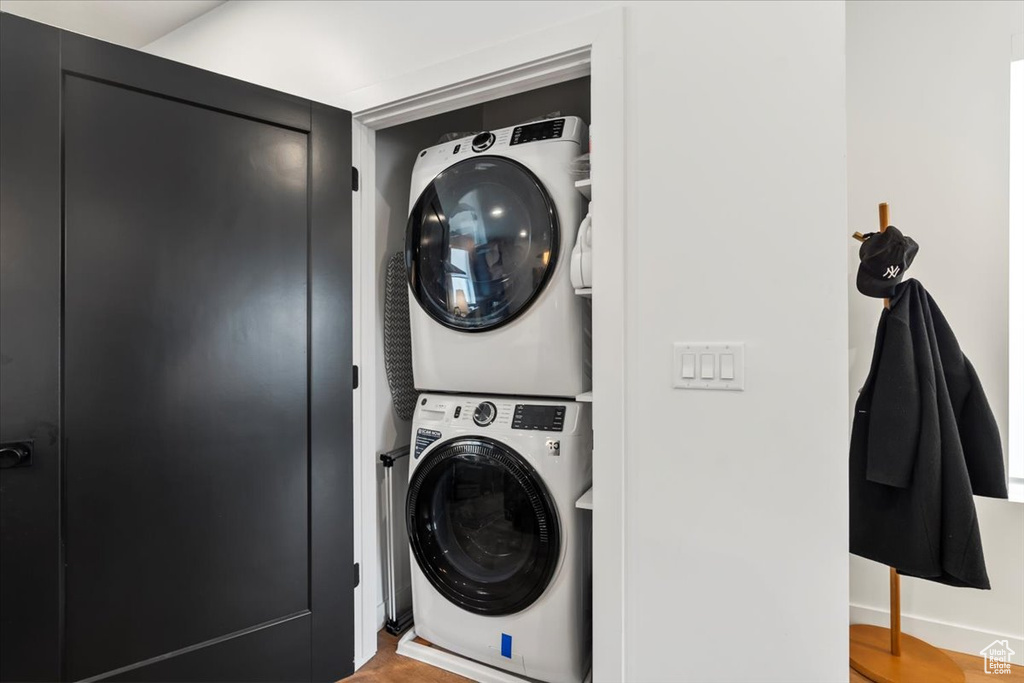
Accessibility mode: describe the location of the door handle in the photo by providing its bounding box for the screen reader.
[0,441,33,469]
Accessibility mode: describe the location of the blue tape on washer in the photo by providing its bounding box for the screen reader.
[501,633,512,659]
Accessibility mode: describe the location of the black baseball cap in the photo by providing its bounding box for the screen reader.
[857,226,919,298]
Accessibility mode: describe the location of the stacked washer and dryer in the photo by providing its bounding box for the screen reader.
[404,116,592,683]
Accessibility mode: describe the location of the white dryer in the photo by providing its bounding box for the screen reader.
[406,394,592,683]
[406,116,589,398]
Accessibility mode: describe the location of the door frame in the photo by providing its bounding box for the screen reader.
[348,8,627,680]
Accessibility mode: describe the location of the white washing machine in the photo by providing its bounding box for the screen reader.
[406,394,592,683]
[406,116,589,398]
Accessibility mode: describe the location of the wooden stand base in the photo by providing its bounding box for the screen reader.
[850,625,965,683]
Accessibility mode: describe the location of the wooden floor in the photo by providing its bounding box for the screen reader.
[348,629,1018,682]
[850,647,1023,683]
[347,630,470,683]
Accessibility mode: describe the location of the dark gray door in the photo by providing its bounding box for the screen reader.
[0,14,353,682]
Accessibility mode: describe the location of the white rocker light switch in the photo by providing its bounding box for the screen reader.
[720,354,735,380]
[673,342,745,391]
[681,354,696,379]
[700,354,715,379]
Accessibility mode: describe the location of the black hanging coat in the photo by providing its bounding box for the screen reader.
[850,279,1007,589]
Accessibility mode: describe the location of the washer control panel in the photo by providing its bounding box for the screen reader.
[511,404,566,432]
[417,395,576,433]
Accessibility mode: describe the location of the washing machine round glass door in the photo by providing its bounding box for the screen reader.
[406,157,559,332]
[407,437,561,615]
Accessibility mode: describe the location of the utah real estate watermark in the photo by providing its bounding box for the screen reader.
[980,640,1015,675]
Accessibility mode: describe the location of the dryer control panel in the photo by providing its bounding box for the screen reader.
[509,118,566,146]
[413,116,586,169]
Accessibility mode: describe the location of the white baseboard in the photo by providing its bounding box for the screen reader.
[377,600,386,631]
[850,603,1023,664]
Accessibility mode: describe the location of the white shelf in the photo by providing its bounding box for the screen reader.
[574,176,593,516]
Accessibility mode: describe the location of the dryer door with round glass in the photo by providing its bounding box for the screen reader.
[406,157,559,332]
[406,437,560,615]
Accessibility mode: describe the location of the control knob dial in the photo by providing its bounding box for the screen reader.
[473,401,497,427]
[471,132,496,152]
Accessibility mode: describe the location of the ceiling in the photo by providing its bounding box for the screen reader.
[0,0,224,48]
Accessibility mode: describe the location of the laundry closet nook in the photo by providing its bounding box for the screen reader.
[368,76,597,682]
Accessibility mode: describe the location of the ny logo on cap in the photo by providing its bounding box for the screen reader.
[883,265,901,279]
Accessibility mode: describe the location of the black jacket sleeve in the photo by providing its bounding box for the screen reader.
[924,290,1008,499]
[957,368,1008,497]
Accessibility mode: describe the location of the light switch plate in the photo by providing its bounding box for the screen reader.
[673,342,745,391]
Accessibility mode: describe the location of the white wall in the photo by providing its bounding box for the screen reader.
[622,4,848,680]
[147,3,850,681]
[847,0,1024,659]
[145,1,615,106]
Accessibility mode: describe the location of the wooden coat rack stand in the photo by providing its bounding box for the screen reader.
[848,204,965,683]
